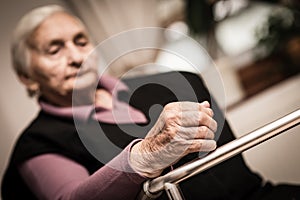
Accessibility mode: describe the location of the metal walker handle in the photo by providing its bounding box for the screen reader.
[137,109,300,200]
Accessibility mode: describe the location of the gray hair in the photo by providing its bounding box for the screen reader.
[11,5,66,78]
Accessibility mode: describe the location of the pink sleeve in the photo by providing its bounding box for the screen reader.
[18,140,147,200]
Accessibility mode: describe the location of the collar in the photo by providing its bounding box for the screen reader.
[39,75,147,124]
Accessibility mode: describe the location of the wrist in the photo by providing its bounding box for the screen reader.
[129,141,163,178]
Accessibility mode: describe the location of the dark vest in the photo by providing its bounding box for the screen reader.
[1,72,262,200]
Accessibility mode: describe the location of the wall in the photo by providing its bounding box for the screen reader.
[0,0,69,198]
[226,75,300,184]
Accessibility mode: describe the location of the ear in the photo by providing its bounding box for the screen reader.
[18,75,40,93]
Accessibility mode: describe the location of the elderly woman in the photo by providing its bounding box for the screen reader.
[2,4,299,200]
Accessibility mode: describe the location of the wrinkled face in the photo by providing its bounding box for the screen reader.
[28,12,98,101]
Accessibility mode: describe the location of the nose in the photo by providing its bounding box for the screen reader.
[67,44,84,68]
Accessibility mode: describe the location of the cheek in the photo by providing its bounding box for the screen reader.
[30,56,67,88]
[82,45,98,69]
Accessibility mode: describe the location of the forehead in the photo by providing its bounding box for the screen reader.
[31,12,87,45]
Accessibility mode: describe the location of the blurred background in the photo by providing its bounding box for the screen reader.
[0,0,299,197]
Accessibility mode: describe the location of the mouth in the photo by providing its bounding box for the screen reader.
[65,69,97,80]
[65,71,84,79]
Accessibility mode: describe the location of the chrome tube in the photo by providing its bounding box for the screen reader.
[164,183,184,200]
[142,109,300,196]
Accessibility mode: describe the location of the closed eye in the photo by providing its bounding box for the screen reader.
[74,33,89,47]
[46,40,64,55]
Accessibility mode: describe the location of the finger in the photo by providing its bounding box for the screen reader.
[177,126,215,140]
[186,139,217,153]
[200,101,210,108]
[177,111,217,131]
[197,112,217,132]
[200,101,214,117]
[203,107,214,117]
[206,116,218,133]
[187,101,214,117]
[164,102,214,118]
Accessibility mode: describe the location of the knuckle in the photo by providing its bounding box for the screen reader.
[211,120,218,131]
[207,108,214,116]
[199,126,209,133]
[198,112,206,122]
[164,102,177,111]
[199,126,214,139]
[199,127,209,138]
[208,131,215,139]
[164,109,182,125]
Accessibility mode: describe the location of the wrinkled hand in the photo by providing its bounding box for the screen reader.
[130,101,217,178]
